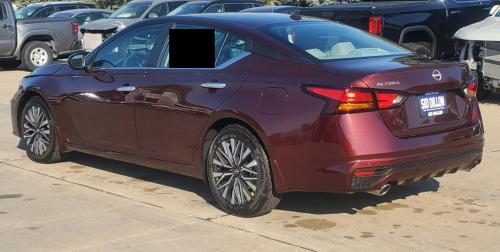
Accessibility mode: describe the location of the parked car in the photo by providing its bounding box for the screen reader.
[11,13,484,216]
[167,0,262,16]
[49,8,112,26]
[240,5,297,14]
[454,5,500,97]
[245,0,500,59]
[0,0,82,70]
[80,0,188,50]
[15,1,96,20]
[49,8,112,42]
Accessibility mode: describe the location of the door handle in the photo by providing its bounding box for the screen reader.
[200,82,226,89]
[116,85,136,92]
[2,24,12,29]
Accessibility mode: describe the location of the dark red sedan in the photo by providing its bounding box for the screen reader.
[10,13,484,216]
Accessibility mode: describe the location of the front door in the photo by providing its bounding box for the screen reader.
[0,0,15,57]
[62,23,167,155]
[135,23,251,165]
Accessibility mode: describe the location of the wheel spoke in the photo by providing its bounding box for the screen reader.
[244,179,256,191]
[239,147,251,165]
[221,141,234,165]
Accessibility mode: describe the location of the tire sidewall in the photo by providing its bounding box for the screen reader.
[21,97,57,162]
[206,125,272,216]
[22,42,53,71]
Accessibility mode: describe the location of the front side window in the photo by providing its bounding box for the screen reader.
[58,5,77,11]
[110,2,151,19]
[167,2,207,16]
[92,24,166,68]
[32,7,57,18]
[203,4,223,13]
[75,13,91,26]
[263,22,410,61]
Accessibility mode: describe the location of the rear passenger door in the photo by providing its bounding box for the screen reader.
[135,23,251,165]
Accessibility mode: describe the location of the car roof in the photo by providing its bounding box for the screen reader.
[129,0,190,4]
[29,1,95,7]
[53,8,112,15]
[241,6,296,12]
[161,12,324,28]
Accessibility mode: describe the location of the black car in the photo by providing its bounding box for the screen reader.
[244,0,500,60]
[240,5,298,14]
[168,0,262,15]
[15,1,96,20]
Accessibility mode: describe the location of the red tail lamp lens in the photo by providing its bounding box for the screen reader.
[354,170,376,177]
[368,16,383,36]
[465,79,478,98]
[71,21,79,34]
[376,92,406,109]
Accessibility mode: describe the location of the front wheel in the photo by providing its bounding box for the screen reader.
[206,125,280,217]
[21,97,61,163]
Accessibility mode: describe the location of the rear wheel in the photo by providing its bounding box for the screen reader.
[22,41,53,71]
[206,125,280,217]
[21,97,61,163]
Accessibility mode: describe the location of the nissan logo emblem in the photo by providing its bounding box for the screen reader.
[432,70,442,81]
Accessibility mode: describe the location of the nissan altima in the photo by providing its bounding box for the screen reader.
[10,13,484,216]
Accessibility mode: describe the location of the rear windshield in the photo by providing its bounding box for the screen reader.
[262,22,410,61]
[15,5,39,19]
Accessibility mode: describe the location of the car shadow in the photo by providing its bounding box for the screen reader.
[479,93,500,105]
[277,180,440,215]
[17,139,440,215]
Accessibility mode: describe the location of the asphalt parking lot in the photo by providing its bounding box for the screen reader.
[0,69,499,251]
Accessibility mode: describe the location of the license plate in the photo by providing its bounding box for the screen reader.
[419,92,447,118]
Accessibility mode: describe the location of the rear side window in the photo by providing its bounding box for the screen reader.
[148,2,169,17]
[224,3,246,12]
[58,5,77,11]
[263,22,409,61]
[159,24,249,68]
[168,1,186,12]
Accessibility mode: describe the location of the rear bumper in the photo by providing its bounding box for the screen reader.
[350,146,482,191]
[274,100,484,193]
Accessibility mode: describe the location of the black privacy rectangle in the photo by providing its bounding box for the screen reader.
[169,29,215,68]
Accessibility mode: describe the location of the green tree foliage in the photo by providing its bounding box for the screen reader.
[15,0,126,9]
[277,0,338,7]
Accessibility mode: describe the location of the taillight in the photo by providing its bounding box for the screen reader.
[464,77,478,98]
[304,86,406,114]
[71,21,79,34]
[368,16,383,36]
[376,92,406,109]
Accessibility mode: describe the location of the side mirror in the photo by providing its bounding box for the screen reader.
[68,52,88,71]
[490,5,499,16]
[147,13,159,19]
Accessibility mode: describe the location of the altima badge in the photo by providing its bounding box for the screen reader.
[432,70,442,81]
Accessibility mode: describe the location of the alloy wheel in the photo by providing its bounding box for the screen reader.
[23,105,52,156]
[210,137,260,206]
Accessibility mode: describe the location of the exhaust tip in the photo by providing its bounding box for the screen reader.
[367,184,391,196]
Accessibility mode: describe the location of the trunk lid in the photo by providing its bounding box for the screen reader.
[321,55,471,137]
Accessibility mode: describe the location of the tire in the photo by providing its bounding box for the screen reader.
[402,42,433,58]
[0,60,21,70]
[20,96,61,163]
[477,78,492,98]
[21,41,53,71]
[206,124,280,217]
